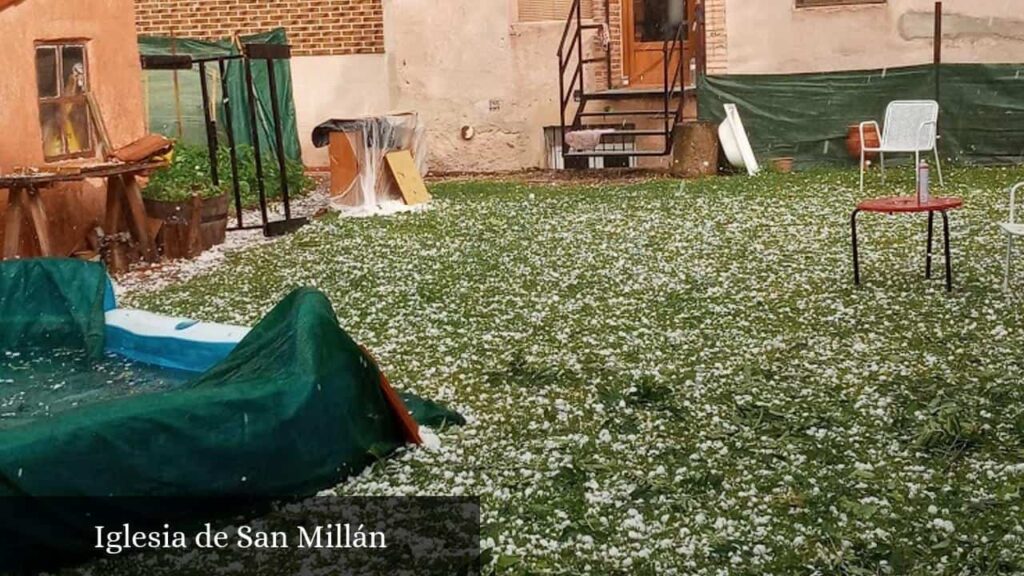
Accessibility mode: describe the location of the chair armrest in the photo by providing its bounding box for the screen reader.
[859,121,880,151]
[917,120,937,150]
[1010,182,1024,224]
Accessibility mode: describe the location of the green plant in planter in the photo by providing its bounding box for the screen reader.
[219,144,314,208]
[142,144,227,203]
[144,144,315,208]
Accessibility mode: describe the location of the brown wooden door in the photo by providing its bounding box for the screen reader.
[622,0,694,87]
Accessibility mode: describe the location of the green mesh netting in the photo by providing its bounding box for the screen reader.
[138,28,302,161]
[698,63,1024,168]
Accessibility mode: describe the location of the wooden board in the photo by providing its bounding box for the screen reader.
[86,92,113,158]
[328,131,360,202]
[384,151,431,206]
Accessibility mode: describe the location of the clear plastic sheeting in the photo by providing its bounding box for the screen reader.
[312,113,428,216]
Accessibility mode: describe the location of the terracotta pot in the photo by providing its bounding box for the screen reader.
[847,124,881,164]
[771,157,794,173]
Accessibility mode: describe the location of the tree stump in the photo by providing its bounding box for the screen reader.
[671,121,720,178]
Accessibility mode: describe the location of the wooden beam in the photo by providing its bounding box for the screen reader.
[2,188,25,259]
[243,43,292,60]
[86,92,113,158]
[22,190,51,256]
[120,175,158,262]
[104,174,125,234]
[139,54,193,70]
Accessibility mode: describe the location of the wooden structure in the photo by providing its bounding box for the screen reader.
[0,0,147,258]
[0,161,164,262]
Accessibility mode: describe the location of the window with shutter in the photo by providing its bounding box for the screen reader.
[518,0,593,23]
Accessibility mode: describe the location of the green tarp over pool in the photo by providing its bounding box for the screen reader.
[0,259,462,569]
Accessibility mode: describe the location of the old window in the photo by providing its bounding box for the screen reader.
[795,0,885,7]
[518,0,592,22]
[35,42,93,161]
[633,0,686,42]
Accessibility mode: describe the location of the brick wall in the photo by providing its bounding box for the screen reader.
[134,0,384,56]
[592,0,623,89]
[703,0,728,73]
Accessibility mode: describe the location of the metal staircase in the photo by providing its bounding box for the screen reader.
[557,0,692,163]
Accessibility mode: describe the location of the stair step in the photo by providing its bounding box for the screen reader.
[578,110,672,118]
[581,57,606,65]
[564,150,670,158]
[568,129,669,138]
[575,87,688,101]
[580,24,604,30]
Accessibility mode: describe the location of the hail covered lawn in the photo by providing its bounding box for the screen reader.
[127,167,1024,574]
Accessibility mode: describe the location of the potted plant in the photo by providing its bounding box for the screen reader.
[142,145,230,259]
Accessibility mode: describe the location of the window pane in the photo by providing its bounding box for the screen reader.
[61,46,87,95]
[65,99,91,154]
[35,47,58,99]
[39,99,92,158]
[39,102,65,157]
[634,0,684,42]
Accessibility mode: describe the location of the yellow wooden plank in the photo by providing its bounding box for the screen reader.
[385,150,431,206]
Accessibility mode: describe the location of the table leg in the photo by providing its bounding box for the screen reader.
[851,209,861,286]
[23,189,51,256]
[120,175,158,262]
[942,210,953,292]
[2,187,25,259]
[104,175,124,234]
[926,211,934,279]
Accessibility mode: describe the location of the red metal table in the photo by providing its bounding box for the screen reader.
[851,196,963,292]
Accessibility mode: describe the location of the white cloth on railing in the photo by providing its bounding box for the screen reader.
[565,129,614,152]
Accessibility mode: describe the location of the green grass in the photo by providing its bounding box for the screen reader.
[122,165,1024,574]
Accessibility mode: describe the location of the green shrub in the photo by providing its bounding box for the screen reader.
[142,145,225,202]
[219,144,315,208]
[143,144,314,207]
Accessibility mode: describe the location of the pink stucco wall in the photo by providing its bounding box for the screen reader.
[0,0,146,257]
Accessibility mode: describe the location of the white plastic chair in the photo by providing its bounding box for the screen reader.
[859,100,944,192]
[1000,182,1024,290]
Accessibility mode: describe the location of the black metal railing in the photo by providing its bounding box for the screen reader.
[662,21,688,148]
[557,4,692,159]
[557,0,587,155]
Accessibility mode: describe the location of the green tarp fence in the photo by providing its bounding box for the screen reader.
[0,259,462,569]
[138,28,302,161]
[698,63,1024,168]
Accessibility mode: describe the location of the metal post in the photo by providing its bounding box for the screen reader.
[604,0,612,90]
[265,59,291,221]
[219,58,244,229]
[558,61,568,159]
[197,61,220,187]
[576,0,585,102]
[926,211,934,279]
[663,37,670,138]
[942,211,953,292]
[243,54,270,232]
[851,209,861,286]
[934,2,942,107]
[698,0,707,76]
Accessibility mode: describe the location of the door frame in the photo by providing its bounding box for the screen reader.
[621,0,694,87]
